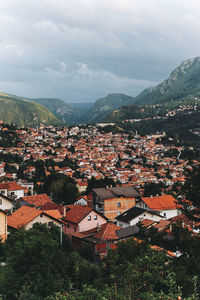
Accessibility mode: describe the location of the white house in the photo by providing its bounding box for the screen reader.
[0,193,15,212]
[116,206,163,228]
[0,182,25,199]
[7,206,63,231]
[135,194,180,220]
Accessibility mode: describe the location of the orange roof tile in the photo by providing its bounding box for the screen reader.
[142,194,178,211]
[21,194,52,207]
[64,205,92,224]
[0,182,25,191]
[93,223,121,241]
[8,206,41,229]
[44,209,62,219]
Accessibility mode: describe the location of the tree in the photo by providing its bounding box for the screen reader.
[43,173,79,204]
[86,176,117,194]
[143,182,163,197]
[178,165,200,221]
[0,224,71,299]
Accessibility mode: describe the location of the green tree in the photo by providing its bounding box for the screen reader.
[86,176,117,194]
[0,224,71,299]
[43,173,79,204]
[143,182,163,197]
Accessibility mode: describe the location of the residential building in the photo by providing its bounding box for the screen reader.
[116,206,163,228]
[63,205,107,234]
[135,194,180,219]
[0,209,7,242]
[92,186,140,219]
[7,206,63,231]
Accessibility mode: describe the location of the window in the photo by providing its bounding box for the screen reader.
[40,214,43,218]
[117,202,121,207]
[11,192,15,196]
[88,215,91,221]
[0,199,2,205]
[48,221,53,227]
[94,215,97,220]
[1,191,5,194]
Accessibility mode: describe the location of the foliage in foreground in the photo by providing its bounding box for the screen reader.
[1,224,200,299]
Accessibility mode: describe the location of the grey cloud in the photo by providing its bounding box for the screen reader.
[0,0,200,101]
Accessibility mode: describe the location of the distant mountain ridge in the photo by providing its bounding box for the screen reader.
[1,56,200,126]
[83,93,135,123]
[134,57,200,105]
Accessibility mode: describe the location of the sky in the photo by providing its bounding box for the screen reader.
[0,0,200,102]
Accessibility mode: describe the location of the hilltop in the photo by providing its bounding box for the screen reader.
[0,93,62,127]
[134,57,200,105]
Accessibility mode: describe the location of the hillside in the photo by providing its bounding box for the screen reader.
[134,57,200,105]
[83,93,135,123]
[0,93,62,127]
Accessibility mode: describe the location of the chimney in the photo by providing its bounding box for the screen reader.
[63,206,66,218]
[96,223,101,232]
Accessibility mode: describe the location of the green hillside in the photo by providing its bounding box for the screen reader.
[84,93,135,123]
[0,93,62,127]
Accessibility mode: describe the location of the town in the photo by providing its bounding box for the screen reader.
[0,121,200,299]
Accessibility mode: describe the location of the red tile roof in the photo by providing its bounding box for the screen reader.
[8,206,41,229]
[142,194,178,211]
[93,223,121,241]
[44,209,62,220]
[140,219,157,228]
[64,205,92,224]
[0,182,25,191]
[153,220,171,230]
[41,202,64,215]
[21,194,52,207]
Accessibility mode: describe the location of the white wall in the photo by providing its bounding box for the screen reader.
[117,211,162,228]
[25,214,62,230]
[161,209,179,220]
[0,195,14,211]
[8,189,24,199]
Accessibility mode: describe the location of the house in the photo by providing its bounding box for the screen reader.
[0,182,25,199]
[116,206,163,228]
[19,194,52,209]
[74,196,88,206]
[0,209,7,242]
[92,186,140,220]
[63,205,107,235]
[71,222,121,260]
[0,162,5,177]
[7,206,63,231]
[135,194,179,219]
[0,193,16,212]
[72,222,140,260]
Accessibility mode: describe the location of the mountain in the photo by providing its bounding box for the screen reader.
[0,93,62,127]
[83,93,135,123]
[31,98,94,125]
[134,57,200,105]
[30,98,79,125]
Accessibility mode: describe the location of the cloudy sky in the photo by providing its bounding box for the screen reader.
[0,0,200,102]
